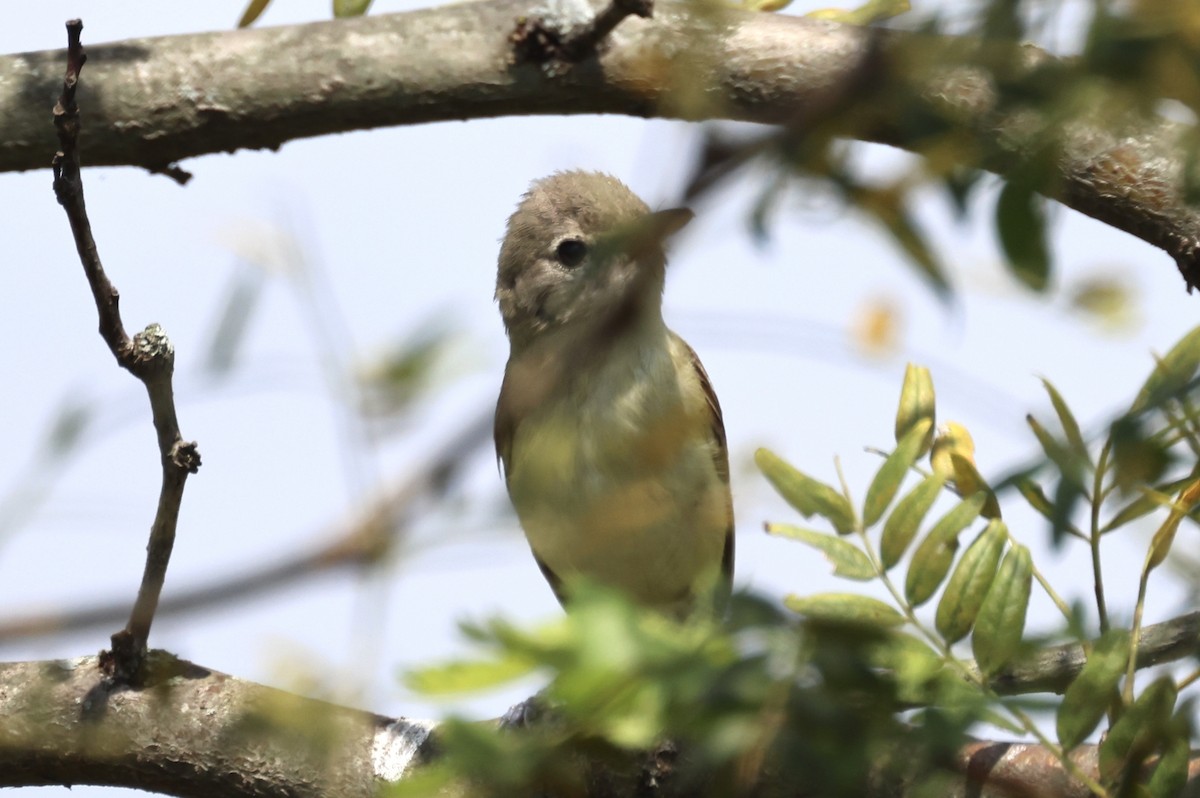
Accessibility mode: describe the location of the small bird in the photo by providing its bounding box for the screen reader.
[494,171,733,617]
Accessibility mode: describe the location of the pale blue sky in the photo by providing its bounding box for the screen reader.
[1,2,1198,795]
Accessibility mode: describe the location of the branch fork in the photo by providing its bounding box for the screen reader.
[51,19,200,683]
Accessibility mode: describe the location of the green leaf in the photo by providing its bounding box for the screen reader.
[1056,629,1130,750]
[1015,477,1055,522]
[864,420,932,529]
[334,0,373,16]
[1040,377,1088,462]
[784,593,905,627]
[1099,678,1178,783]
[1147,719,1191,798]
[204,269,263,377]
[1101,474,1195,533]
[881,475,944,570]
[756,449,857,534]
[807,0,911,25]
[996,181,1051,291]
[894,364,936,455]
[948,453,1001,519]
[406,653,538,695]
[765,524,875,580]
[1145,478,1200,572]
[1131,325,1200,413]
[934,521,1006,644]
[904,493,986,607]
[971,545,1031,677]
[237,0,272,27]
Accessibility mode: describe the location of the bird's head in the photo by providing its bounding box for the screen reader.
[496,171,692,350]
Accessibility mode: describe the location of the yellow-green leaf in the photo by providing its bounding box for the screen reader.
[784,593,905,627]
[948,452,1001,519]
[1145,478,1200,572]
[895,364,936,456]
[1016,477,1055,522]
[934,521,1006,643]
[334,0,373,17]
[1131,325,1200,413]
[1040,377,1088,462]
[1147,720,1190,798]
[237,0,271,27]
[905,493,986,607]
[1056,629,1130,750]
[807,0,910,25]
[1099,678,1178,782]
[881,475,944,570]
[765,524,875,580]
[864,420,932,529]
[972,545,1031,677]
[996,180,1051,292]
[406,653,537,695]
[756,449,857,534]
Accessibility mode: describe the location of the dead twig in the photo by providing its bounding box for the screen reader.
[51,18,201,683]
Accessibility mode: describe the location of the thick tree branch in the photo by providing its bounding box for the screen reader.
[4,2,1200,286]
[51,19,201,681]
[1,654,1198,798]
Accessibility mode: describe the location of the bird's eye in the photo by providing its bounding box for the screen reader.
[555,238,587,268]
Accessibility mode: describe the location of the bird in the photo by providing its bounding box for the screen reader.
[493,170,733,617]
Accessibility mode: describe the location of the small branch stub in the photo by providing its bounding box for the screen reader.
[511,0,652,71]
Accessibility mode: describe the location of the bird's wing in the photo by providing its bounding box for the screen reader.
[673,333,735,588]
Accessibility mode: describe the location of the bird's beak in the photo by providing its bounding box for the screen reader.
[643,208,694,242]
[618,207,694,260]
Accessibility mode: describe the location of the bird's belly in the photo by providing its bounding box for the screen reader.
[507,421,727,609]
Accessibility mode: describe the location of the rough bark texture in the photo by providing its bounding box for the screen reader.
[3,1,1199,287]
[2,654,1199,798]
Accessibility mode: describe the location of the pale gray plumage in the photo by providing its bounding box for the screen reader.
[494,171,733,616]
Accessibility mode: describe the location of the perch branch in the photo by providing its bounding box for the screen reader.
[1,654,1199,798]
[50,19,201,682]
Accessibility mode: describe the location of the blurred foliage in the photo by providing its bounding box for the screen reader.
[398,323,1200,796]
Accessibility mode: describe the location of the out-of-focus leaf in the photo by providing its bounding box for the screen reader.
[406,653,538,695]
[765,524,875,580]
[358,327,457,418]
[948,453,1001,519]
[862,189,950,301]
[905,493,986,607]
[807,0,910,25]
[1056,629,1129,750]
[1068,275,1138,331]
[45,398,92,460]
[1099,678,1178,783]
[756,449,857,534]
[238,0,271,27]
[864,420,932,529]
[784,593,905,627]
[996,181,1051,291]
[1015,477,1054,522]
[1131,325,1200,413]
[972,545,1031,677]
[1145,478,1200,572]
[881,475,944,570]
[934,521,1006,644]
[203,268,264,378]
[1147,719,1191,798]
[1101,474,1195,533]
[895,364,936,456]
[1111,415,1172,492]
[334,0,373,17]
[852,296,901,357]
[1040,378,1089,463]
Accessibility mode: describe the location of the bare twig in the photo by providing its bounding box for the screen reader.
[0,408,492,647]
[50,19,201,682]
